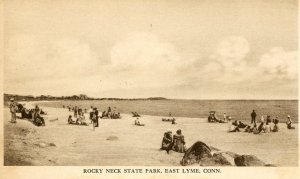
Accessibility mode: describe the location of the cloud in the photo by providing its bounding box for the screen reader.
[258,47,297,80]
[202,36,297,85]
[4,33,297,99]
[108,32,186,88]
[4,35,100,82]
[212,36,250,69]
[200,36,251,83]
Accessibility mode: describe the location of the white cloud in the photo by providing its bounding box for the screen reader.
[108,32,185,88]
[202,36,297,85]
[4,35,100,82]
[212,36,250,68]
[258,47,297,80]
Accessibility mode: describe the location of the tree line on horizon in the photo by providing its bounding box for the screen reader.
[3,93,167,102]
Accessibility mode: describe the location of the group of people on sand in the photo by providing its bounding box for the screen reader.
[9,98,46,126]
[161,129,186,153]
[208,111,231,123]
[161,112,177,124]
[67,106,98,126]
[101,106,121,119]
[228,109,295,134]
[162,118,177,124]
[66,105,122,129]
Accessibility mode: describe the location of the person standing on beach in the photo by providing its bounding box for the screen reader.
[74,106,78,118]
[251,110,256,124]
[94,108,99,127]
[89,106,94,123]
[9,98,18,123]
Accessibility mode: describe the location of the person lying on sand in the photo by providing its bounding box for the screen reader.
[171,129,186,153]
[286,115,295,129]
[161,131,172,151]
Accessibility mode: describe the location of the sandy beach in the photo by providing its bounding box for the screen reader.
[4,102,298,166]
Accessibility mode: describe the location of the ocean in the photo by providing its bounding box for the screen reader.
[35,99,298,123]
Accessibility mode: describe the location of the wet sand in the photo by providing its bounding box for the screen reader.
[4,103,298,166]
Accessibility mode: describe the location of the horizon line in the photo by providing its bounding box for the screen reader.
[3,93,298,101]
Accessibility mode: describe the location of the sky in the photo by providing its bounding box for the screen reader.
[3,0,298,99]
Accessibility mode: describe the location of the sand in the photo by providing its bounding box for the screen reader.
[4,103,298,166]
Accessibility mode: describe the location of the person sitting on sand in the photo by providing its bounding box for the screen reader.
[253,124,259,134]
[260,115,264,123]
[35,105,40,112]
[208,112,216,123]
[286,115,295,129]
[101,110,106,118]
[172,129,186,153]
[212,113,221,122]
[266,115,272,124]
[68,115,76,124]
[134,118,144,126]
[161,131,173,151]
[265,119,271,133]
[238,121,247,128]
[40,109,47,115]
[244,125,251,132]
[33,109,45,126]
[229,121,240,132]
[256,122,265,134]
[272,119,279,132]
[232,120,238,126]
[172,118,177,124]
[134,118,140,125]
